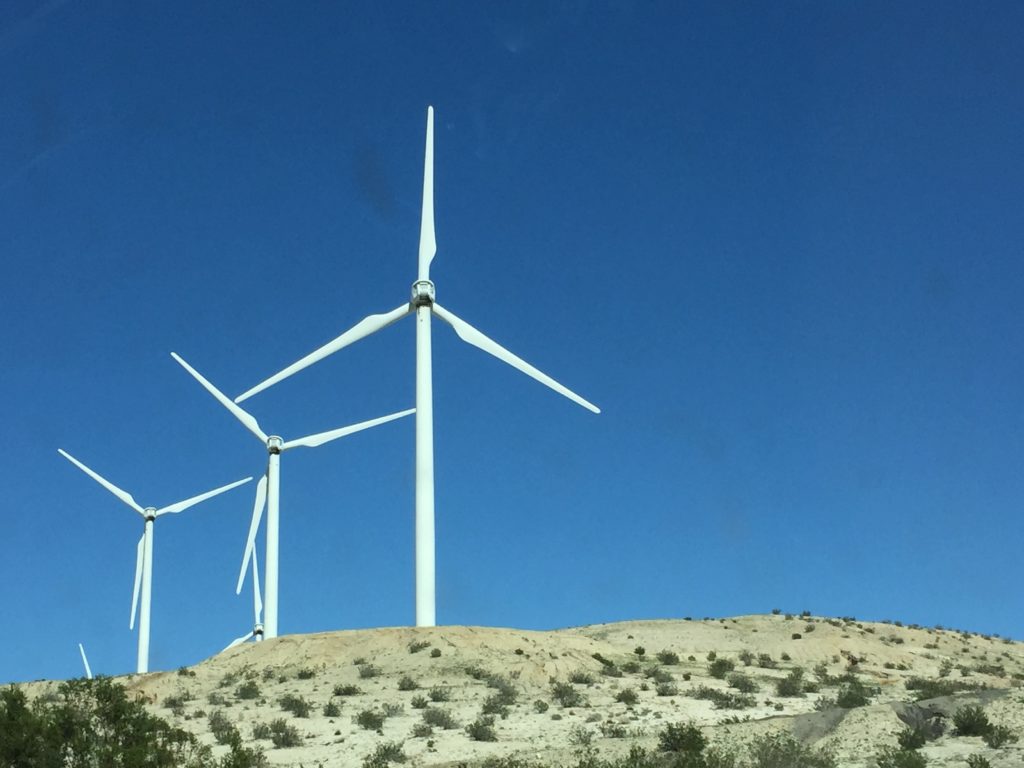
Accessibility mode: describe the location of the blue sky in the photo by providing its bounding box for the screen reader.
[2,2,1022,683]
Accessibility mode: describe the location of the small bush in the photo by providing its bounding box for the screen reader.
[781,652,792,661]
[966,756,991,768]
[252,721,272,740]
[323,701,341,717]
[235,681,260,700]
[634,646,646,657]
[362,741,406,768]
[358,664,381,679]
[758,653,778,669]
[533,699,549,713]
[615,688,639,706]
[551,681,586,708]
[422,707,458,729]
[897,727,927,751]
[659,721,706,754]
[727,672,759,693]
[397,675,418,691]
[709,658,736,679]
[412,723,433,738]
[953,705,991,737]
[278,695,311,718]
[428,686,450,702]
[269,718,301,748]
[657,650,680,665]
[410,695,428,709]
[656,682,678,697]
[481,693,510,717]
[208,710,239,745]
[776,668,806,697]
[569,670,595,685]
[600,721,629,739]
[649,667,674,684]
[466,716,498,742]
[408,640,431,654]
[296,668,315,680]
[688,686,756,710]
[739,650,755,666]
[621,660,641,674]
[334,684,361,696]
[382,702,403,717]
[355,709,386,731]
[875,747,927,768]
[429,647,441,658]
[748,731,837,768]
[983,724,1017,748]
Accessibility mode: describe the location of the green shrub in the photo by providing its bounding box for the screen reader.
[362,741,406,768]
[355,709,386,731]
[983,724,1017,748]
[382,702,403,717]
[776,668,806,697]
[688,686,755,710]
[758,653,778,669]
[278,695,310,718]
[481,693,510,717]
[621,660,641,674]
[747,731,837,768]
[397,675,418,691]
[551,681,586,708]
[296,668,315,680]
[649,667,674,684]
[333,684,361,696]
[658,721,706,754]
[408,640,431,654]
[966,756,991,768]
[897,727,927,751]
[615,688,639,706]
[568,670,595,685]
[904,677,983,700]
[657,650,680,665]
[465,664,488,680]
[428,686,450,702]
[208,710,239,746]
[467,716,498,742]
[875,747,927,768]
[953,705,991,737]
[835,679,877,708]
[421,707,458,729]
[252,721,272,739]
[411,695,428,709]
[269,718,301,748]
[600,721,629,739]
[235,680,260,700]
[709,658,736,679]
[739,650,755,666]
[358,664,381,679]
[656,682,678,697]
[533,699,549,713]
[323,701,341,717]
[430,647,441,658]
[727,672,759,693]
[634,646,646,657]
[412,723,433,738]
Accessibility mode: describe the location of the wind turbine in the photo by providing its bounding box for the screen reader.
[234,106,599,627]
[58,448,251,673]
[78,643,93,679]
[223,547,263,651]
[171,352,414,638]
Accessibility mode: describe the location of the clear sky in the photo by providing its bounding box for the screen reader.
[2,2,1022,683]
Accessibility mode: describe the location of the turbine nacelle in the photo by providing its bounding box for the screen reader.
[411,280,435,307]
[143,507,157,522]
[267,436,283,454]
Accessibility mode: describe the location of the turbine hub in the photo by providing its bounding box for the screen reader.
[267,436,283,454]
[411,279,435,307]
[144,507,157,522]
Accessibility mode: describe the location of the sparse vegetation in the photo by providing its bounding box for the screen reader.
[296,667,316,680]
[411,695,428,709]
[269,718,301,748]
[278,694,311,718]
[658,721,706,754]
[323,700,341,717]
[397,675,419,691]
[358,663,381,679]
[615,688,639,705]
[709,657,736,678]
[355,709,386,731]
[421,707,458,729]
[362,741,406,768]
[569,670,595,685]
[687,685,755,710]
[875,747,927,768]
[952,705,991,737]
[466,715,498,741]
[727,672,759,693]
[428,686,451,702]
[333,683,362,696]
[551,681,586,708]
[408,639,431,654]
[776,667,806,697]
[235,680,260,700]
[657,650,680,665]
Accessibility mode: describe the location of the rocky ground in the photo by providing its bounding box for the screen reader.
[16,614,1024,767]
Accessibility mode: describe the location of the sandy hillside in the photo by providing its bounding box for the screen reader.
[16,615,1024,767]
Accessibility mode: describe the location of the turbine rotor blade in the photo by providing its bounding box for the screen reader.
[170,353,268,443]
[78,643,93,679]
[58,449,145,515]
[224,631,255,651]
[282,408,415,450]
[156,476,252,516]
[237,473,267,594]
[252,550,263,623]
[234,304,413,403]
[418,106,436,281]
[432,303,601,414]
[130,534,144,630]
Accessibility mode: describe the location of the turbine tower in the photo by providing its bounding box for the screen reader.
[234,107,599,627]
[171,352,414,638]
[58,448,251,672]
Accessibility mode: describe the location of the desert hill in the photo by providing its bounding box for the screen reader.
[14,615,1024,767]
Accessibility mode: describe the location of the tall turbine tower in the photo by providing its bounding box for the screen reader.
[58,449,251,672]
[235,107,599,627]
[171,352,414,638]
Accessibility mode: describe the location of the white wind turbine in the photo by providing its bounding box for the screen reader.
[171,352,415,639]
[58,448,252,673]
[223,547,263,650]
[235,106,599,627]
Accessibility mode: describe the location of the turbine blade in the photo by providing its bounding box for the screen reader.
[282,408,415,450]
[237,473,267,594]
[130,534,144,630]
[234,303,413,403]
[223,631,255,651]
[58,449,145,515]
[252,551,263,623]
[432,303,601,414]
[78,643,93,679]
[170,353,268,443]
[418,105,436,281]
[156,476,252,516]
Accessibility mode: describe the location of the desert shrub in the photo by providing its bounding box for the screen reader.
[397,675,418,691]
[482,694,511,717]
[600,721,629,739]
[428,686,450,702]
[966,756,991,768]
[709,658,736,679]
[615,688,639,706]
[904,677,983,701]
[739,650,755,666]
[422,707,458,729]
[758,653,778,669]
[269,718,301,748]
[355,709,386,731]
[551,681,586,708]
[792,633,803,640]
[656,682,678,697]
[747,731,837,768]
[634,646,646,657]
[252,721,272,739]
[412,723,433,738]
[533,699,549,713]
[362,741,406,768]
[278,695,310,718]
[953,705,991,737]
[465,664,489,680]
[410,695,428,709]
[776,668,806,697]
[163,693,189,715]
[358,664,381,679]
[323,701,341,717]
[466,716,498,742]
[236,681,260,700]
[208,710,239,745]
[296,668,315,680]
[408,640,431,654]
[382,703,403,717]
[601,664,624,678]
[485,675,518,701]
[688,686,755,710]
[658,721,706,754]
[430,648,441,658]
[219,672,239,688]
[333,684,361,696]
[727,672,759,693]
[781,652,791,661]
[568,724,593,746]
[569,670,595,685]
[938,659,953,677]
[897,727,928,751]
[983,724,1017,748]
[835,679,877,708]
[207,692,227,706]
[875,747,927,768]
[648,667,674,684]
[657,650,680,665]
[621,660,641,674]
